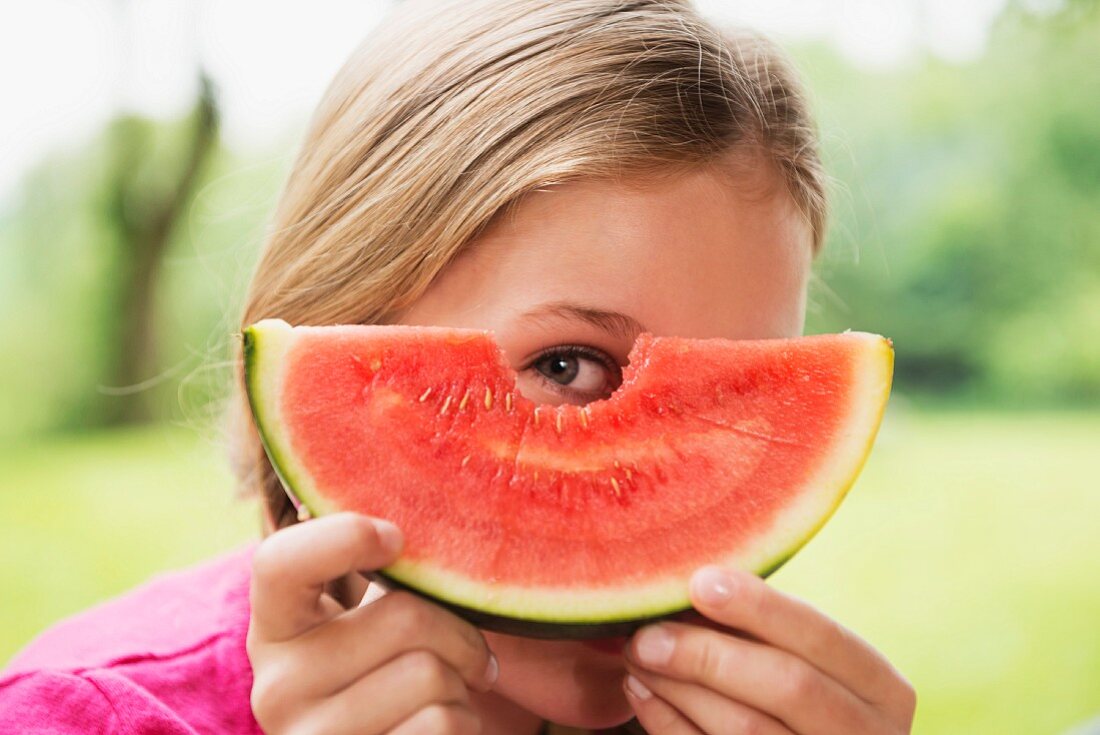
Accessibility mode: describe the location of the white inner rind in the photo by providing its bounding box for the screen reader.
[247,320,893,624]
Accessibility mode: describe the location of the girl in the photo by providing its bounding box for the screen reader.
[1,0,915,733]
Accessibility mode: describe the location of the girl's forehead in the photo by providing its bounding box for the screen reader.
[400,165,812,342]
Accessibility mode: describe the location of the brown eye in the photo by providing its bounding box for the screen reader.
[535,353,578,384]
[534,353,606,391]
[528,346,622,401]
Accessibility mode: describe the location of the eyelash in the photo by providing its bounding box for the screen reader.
[525,344,622,399]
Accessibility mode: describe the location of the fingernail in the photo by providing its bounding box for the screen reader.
[373,519,403,555]
[633,625,675,667]
[484,653,499,688]
[624,674,653,700]
[357,582,387,607]
[692,566,734,606]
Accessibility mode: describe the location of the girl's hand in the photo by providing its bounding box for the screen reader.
[622,566,915,735]
[246,513,499,735]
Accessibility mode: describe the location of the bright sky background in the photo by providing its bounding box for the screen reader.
[0,0,1013,204]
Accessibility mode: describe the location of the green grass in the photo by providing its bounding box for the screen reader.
[0,424,258,665]
[2,410,1098,734]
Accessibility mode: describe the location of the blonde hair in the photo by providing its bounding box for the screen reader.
[232,0,827,529]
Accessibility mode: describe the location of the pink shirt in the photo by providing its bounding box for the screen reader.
[1,544,264,734]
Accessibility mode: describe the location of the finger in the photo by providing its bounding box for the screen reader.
[669,608,761,641]
[624,674,706,735]
[627,622,889,735]
[289,589,499,696]
[305,650,471,735]
[625,664,795,735]
[690,566,912,713]
[250,512,403,642]
[389,703,481,735]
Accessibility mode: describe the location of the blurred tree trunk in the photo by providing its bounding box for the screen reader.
[95,73,219,425]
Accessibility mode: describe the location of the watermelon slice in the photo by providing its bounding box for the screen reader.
[243,319,892,637]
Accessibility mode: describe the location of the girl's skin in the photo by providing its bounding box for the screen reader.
[246,157,916,734]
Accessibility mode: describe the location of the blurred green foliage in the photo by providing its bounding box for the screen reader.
[801,4,1100,404]
[0,121,288,438]
[0,3,1097,439]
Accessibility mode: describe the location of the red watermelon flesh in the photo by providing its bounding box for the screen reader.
[243,319,893,635]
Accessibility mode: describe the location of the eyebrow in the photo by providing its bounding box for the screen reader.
[516,301,648,341]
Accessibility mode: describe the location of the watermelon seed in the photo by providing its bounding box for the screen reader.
[610,476,621,497]
[370,358,382,371]
[440,395,453,415]
[555,412,563,434]
[418,387,433,403]
[484,388,493,410]
[460,454,471,468]
[505,393,513,412]
[579,408,589,428]
[458,389,471,411]
[533,407,541,427]
[613,459,621,469]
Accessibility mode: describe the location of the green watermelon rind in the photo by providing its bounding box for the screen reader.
[243,322,338,520]
[242,319,893,635]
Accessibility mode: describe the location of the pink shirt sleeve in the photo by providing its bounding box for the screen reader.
[1,546,262,734]
[0,668,216,734]
[0,670,117,734]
